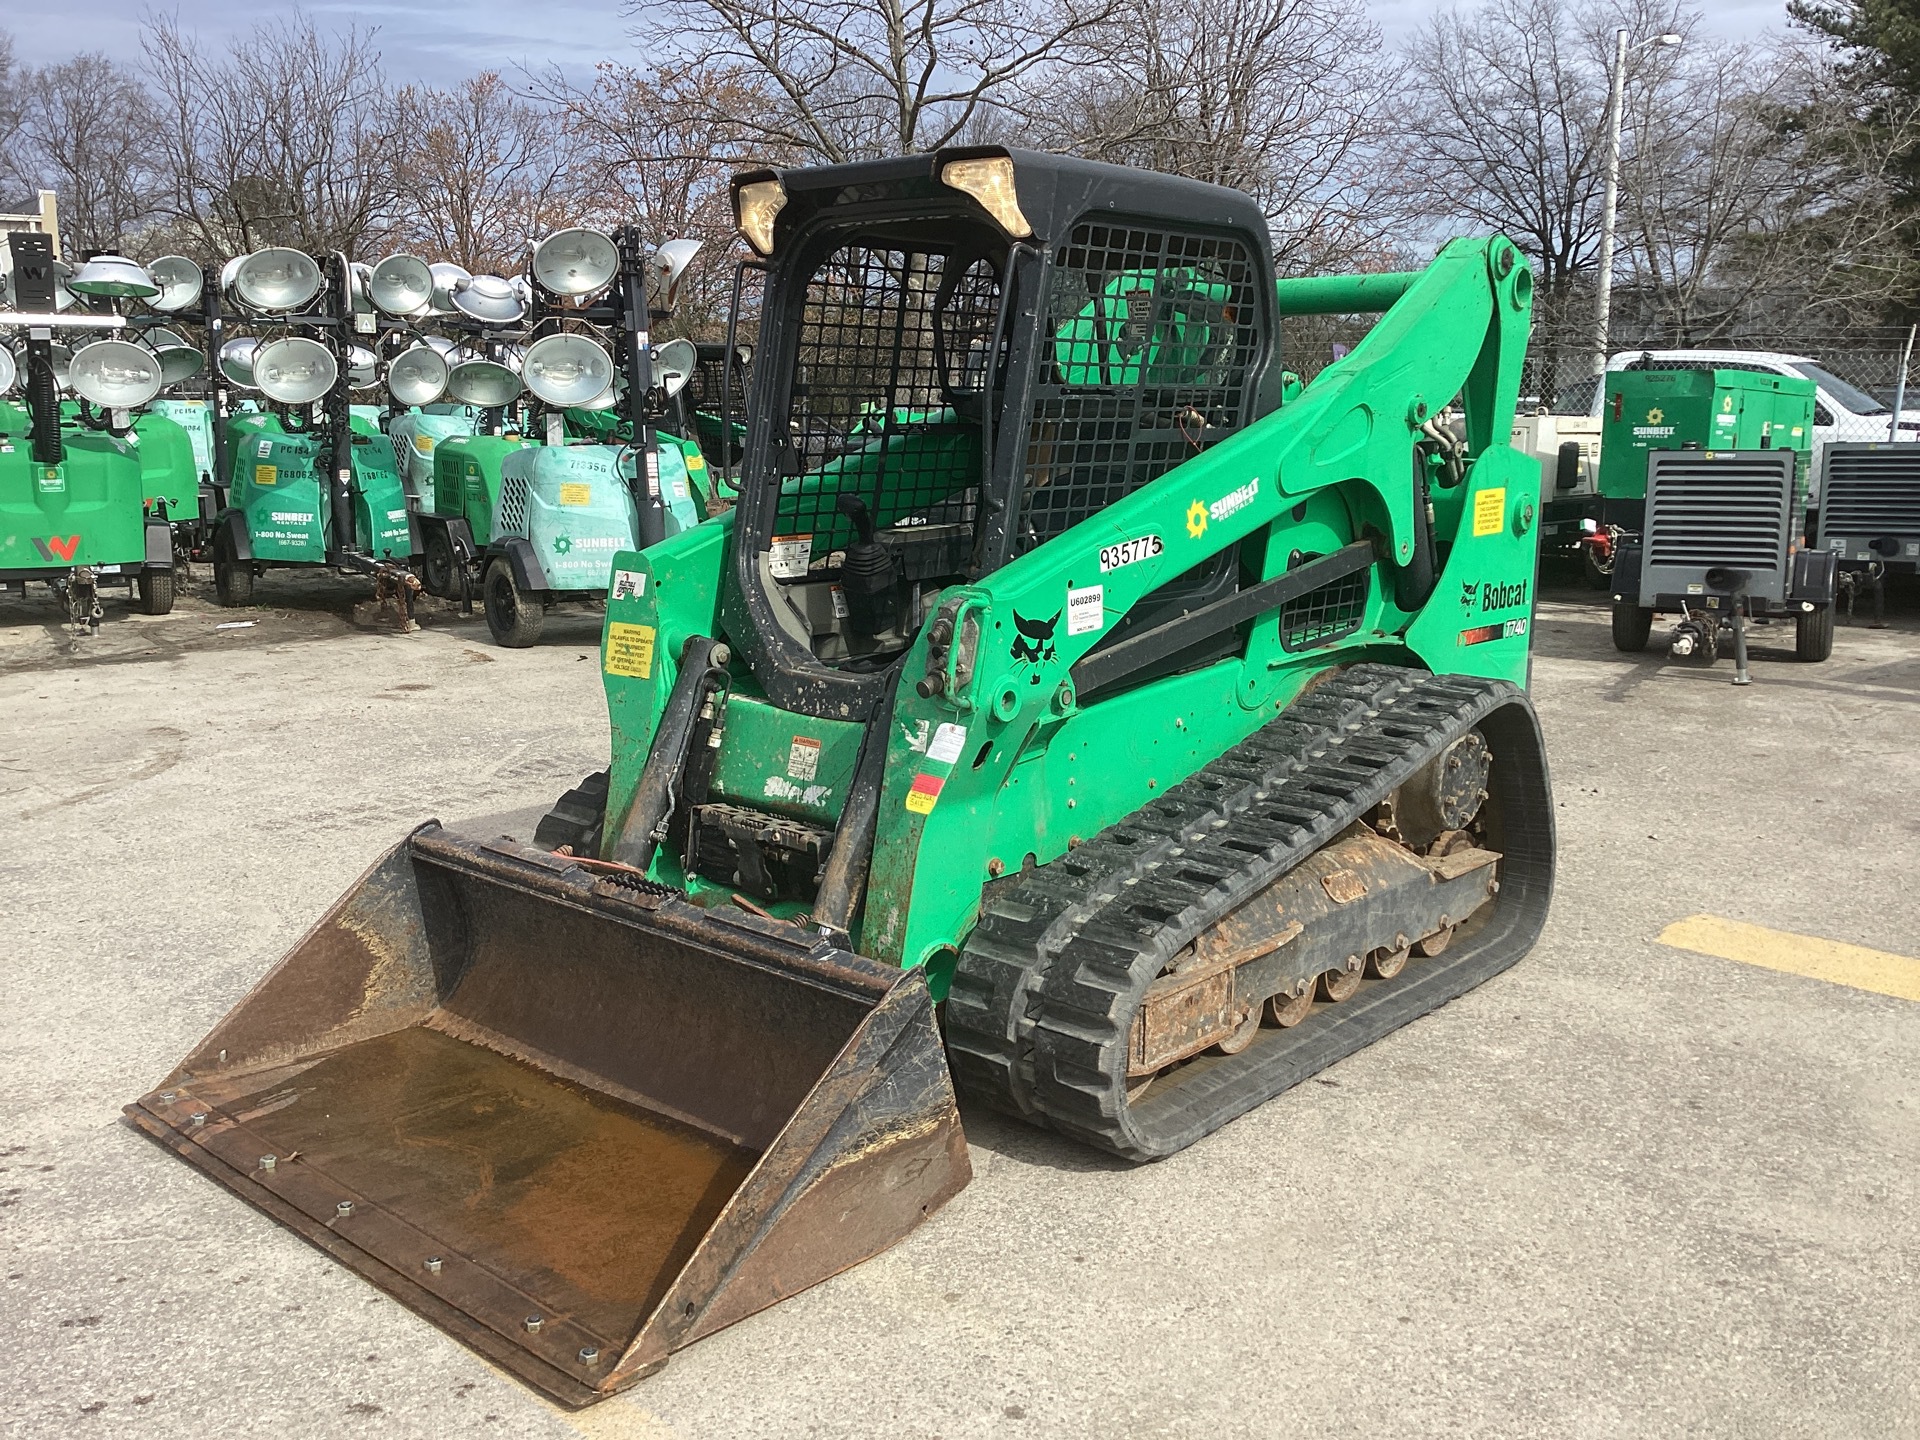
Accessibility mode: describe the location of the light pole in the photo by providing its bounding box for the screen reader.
[1591,28,1682,377]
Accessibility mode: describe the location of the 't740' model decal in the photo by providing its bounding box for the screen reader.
[32,535,80,562]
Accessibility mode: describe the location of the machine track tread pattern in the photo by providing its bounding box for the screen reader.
[532,770,610,855]
[945,663,1554,1160]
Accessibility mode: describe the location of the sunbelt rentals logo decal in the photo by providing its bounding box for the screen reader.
[1633,405,1674,440]
[1187,477,1260,539]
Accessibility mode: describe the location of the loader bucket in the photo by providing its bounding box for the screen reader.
[125,826,969,1405]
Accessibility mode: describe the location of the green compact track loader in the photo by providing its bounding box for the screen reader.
[131,150,1556,1405]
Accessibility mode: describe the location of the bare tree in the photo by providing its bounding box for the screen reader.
[532,59,765,336]
[1028,0,1398,272]
[142,10,408,259]
[10,53,162,254]
[392,72,573,273]
[632,0,1113,164]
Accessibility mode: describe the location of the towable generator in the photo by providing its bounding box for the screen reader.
[130,150,1556,1404]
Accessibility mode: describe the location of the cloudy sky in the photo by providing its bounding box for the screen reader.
[7,0,1801,88]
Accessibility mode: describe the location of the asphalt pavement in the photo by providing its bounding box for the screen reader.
[2,569,1916,1439]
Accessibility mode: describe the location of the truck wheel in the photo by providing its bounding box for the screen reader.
[137,568,175,616]
[213,534,253,607]
[484,558,543,647]
[423,528,457,599]
[1611,599,1653,652]
[1582,543,1612,589]
[1796,604,1834,662]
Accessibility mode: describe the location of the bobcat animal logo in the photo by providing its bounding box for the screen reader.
[1460,578,1479,610]
[33,535,80,562]
[1009,609,1061,664]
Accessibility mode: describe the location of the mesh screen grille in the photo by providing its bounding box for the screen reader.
[773,244,1001,570]
[497,474,528,537]
[1018,222,1262,549]
[1279,569,1370,652]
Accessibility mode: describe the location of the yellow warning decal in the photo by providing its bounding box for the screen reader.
[255,465,277,486]
[1472,487,1505,537]
[605,622,656,679]
[414,435,434,452]
[559,482,592,507]
[687,452,706,470]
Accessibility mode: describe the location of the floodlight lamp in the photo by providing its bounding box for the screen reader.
[68,339,164,409]
[251,336,337,405]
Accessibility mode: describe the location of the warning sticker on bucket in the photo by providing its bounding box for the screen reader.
[905,773,943,815]
[605,622,656,679]
[768,535,812,579]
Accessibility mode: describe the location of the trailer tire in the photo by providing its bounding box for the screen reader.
[423,527,457,599]
[1611,599,1653,652]
[1796,603,1834,663]
[213,534,253,607]
[137,568,175,616]
[484,557,543,648]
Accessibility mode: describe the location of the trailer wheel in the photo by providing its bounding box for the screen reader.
[422,527,457,599]
[213,534,253,607]
[1610,599,1653,652]
[1795,603,1834,663]
[484,558,544,647]
[137,568,175,616]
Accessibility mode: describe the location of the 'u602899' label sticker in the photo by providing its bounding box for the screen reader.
[1099,534,1163,572]
[1066,583,1104,636]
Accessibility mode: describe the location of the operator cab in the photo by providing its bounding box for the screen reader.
[722,149,1278,719]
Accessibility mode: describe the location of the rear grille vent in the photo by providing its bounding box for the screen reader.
[1820,445,1920,535]
[497,475,529,537]
[1645,452,1791,571]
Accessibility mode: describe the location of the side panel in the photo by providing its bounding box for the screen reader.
[0,429,155,572]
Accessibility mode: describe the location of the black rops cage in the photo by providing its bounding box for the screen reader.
[721,149,1280,721]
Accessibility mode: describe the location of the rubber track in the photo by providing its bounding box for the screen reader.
[532,770,610,855]
[944,663,1555,1160]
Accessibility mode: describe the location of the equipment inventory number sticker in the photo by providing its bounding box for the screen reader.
[1099,534,1163,572]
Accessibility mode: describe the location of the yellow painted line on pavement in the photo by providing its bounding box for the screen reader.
[1658,914,1920,1002]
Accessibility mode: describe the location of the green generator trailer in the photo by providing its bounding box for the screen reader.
[132,150,1557,1405]
[1599,366,1837,669]
[1,235,193,626]
[210,409,414,605]
[417,428,714,644]
[412,230,723,647]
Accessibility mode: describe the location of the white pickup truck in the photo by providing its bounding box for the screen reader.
[1555,349,1920,482]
